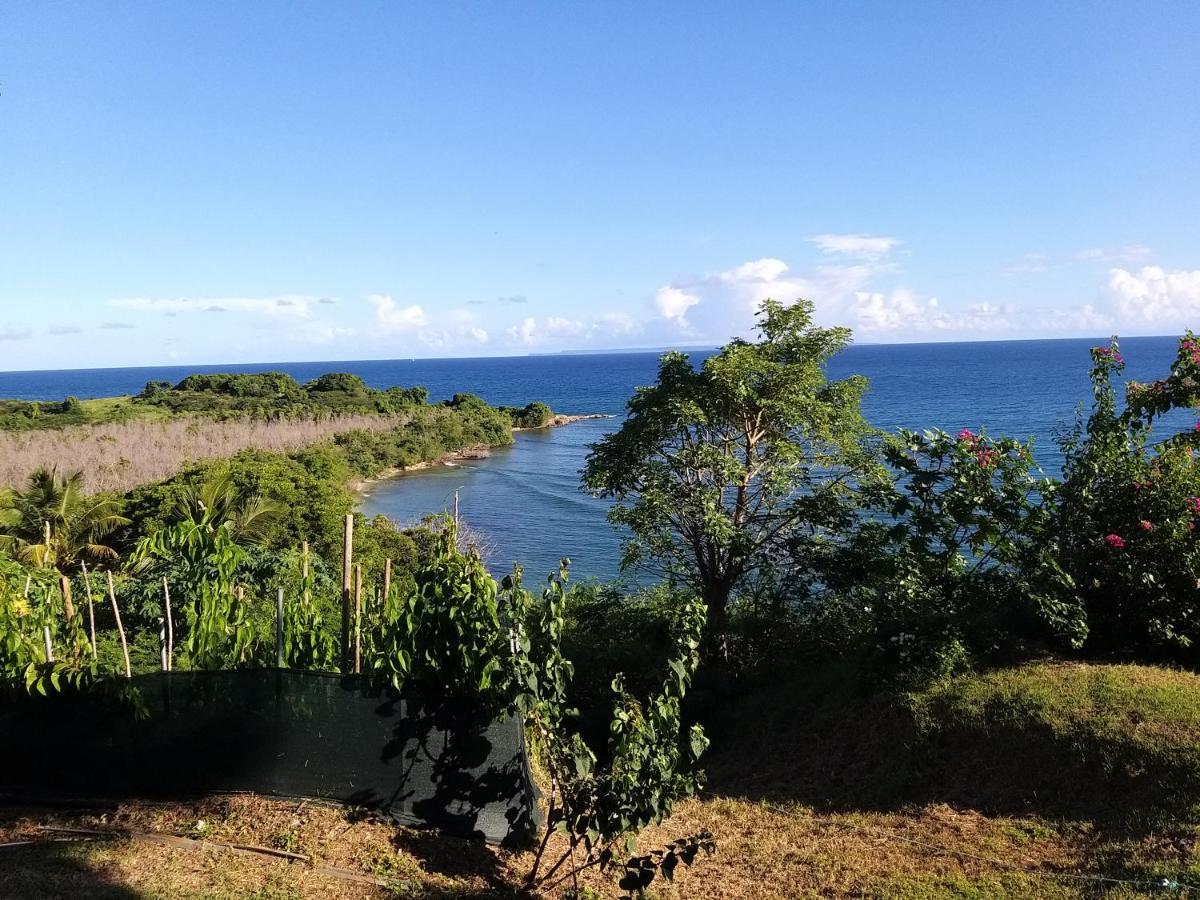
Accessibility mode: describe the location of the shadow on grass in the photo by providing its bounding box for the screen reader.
[0,841,144,900]
[391,827,518,895]
[697,660,1200,839]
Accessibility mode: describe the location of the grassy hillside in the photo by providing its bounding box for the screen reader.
[5,661,1200,898]
[703,661,1200,830]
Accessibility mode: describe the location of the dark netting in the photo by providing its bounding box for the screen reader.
[0,670,539,845]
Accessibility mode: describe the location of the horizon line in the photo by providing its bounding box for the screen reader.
[0,332,1182,378]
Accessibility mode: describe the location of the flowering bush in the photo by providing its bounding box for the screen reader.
[1053,336,1200,653]
[805,427,1070,682]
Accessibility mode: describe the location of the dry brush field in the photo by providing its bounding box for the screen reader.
[0,413,408,493]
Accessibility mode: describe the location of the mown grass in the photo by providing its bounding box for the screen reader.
[702,660,1200,833]
[5,662,1200,898]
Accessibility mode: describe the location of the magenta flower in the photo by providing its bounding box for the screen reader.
[956,428,975,443]
[1189,498,1200,514]
[1104,534,1126,550]
[1139,520,1154,532]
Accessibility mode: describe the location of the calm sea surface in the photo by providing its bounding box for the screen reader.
[0,337,1187,582]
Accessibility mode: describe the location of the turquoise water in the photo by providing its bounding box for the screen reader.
[0,336,1189,581]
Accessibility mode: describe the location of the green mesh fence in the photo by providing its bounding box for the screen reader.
[0,670,538,845]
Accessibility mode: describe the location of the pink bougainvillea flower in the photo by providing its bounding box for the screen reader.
[1104,534,1127,549]
[956,428,975,442]
[1139,520,1154,532]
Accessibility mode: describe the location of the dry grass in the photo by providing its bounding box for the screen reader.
[3,793,1197,898]
[0,414,408,494]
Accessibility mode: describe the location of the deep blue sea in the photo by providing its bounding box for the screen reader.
[0,337,1188,582]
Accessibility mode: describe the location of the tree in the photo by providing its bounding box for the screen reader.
[0,468,129,571]
[131,472,284,668]
[583,299,879,649]
[164,469,284,545]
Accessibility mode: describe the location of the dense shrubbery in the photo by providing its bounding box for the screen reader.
[587,302,1200,687]
[503,401,554,428]
[142,371,433,418]
[1051,337,1200,656]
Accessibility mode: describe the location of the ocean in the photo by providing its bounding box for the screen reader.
[0,336,1188,582]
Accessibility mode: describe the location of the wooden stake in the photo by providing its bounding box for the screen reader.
[107,571,131,679]
[159,619,168,671]
[81,562,97,658]
[301,541,309,579]
[22,575,31,599]
[353,563,363,675]
[453,490,460,527]
[162,577,174,672]
[382,558,392,612]
[276,587,285,669]
[43,520,51,564]
[341,513,354,673]
[59,576,74,624]
[43,625,54,663]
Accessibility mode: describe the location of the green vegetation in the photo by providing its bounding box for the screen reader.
[11,310,1200,897]
[584,299,878,650]
[0,370,435,432]
[503,400,554,428]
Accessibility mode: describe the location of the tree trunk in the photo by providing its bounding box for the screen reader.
[701,580,732,663]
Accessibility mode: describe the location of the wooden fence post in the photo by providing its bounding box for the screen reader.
[59,575,75,625]
[107,571,131,679]
[276,587,285,669]
[354,563,363,675]
[162,578,174,672]
[81,561,97,658]
[341,513,354,673]
[382,558,392,612]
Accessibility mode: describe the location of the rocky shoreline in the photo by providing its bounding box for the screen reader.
[513,412,613,432]
[355,413,611,493]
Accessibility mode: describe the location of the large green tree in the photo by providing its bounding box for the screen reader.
[583,299,879,647]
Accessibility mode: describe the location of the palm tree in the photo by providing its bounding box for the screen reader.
[168,470,283,545]
[0,468,130,571]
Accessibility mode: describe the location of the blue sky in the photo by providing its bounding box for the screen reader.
[1,1,1198,369]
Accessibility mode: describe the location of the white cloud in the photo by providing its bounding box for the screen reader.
[506,316,586,346]
[597,311,637,335]
[850,291,1025,336]
[417,308,490,348]
[650,257,870,339]
[288,322,358,344]
[503,312,637,348]
[809,233,901,260]
[1076,244,1153,262]
[1105,266,1200,328]
[851,289,942,331]
[369,294,429,332]
[654,287,700,329]
[0,325,33,341]
[112,295,319,318]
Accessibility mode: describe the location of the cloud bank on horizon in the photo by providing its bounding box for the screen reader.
[2,234,1199,365]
